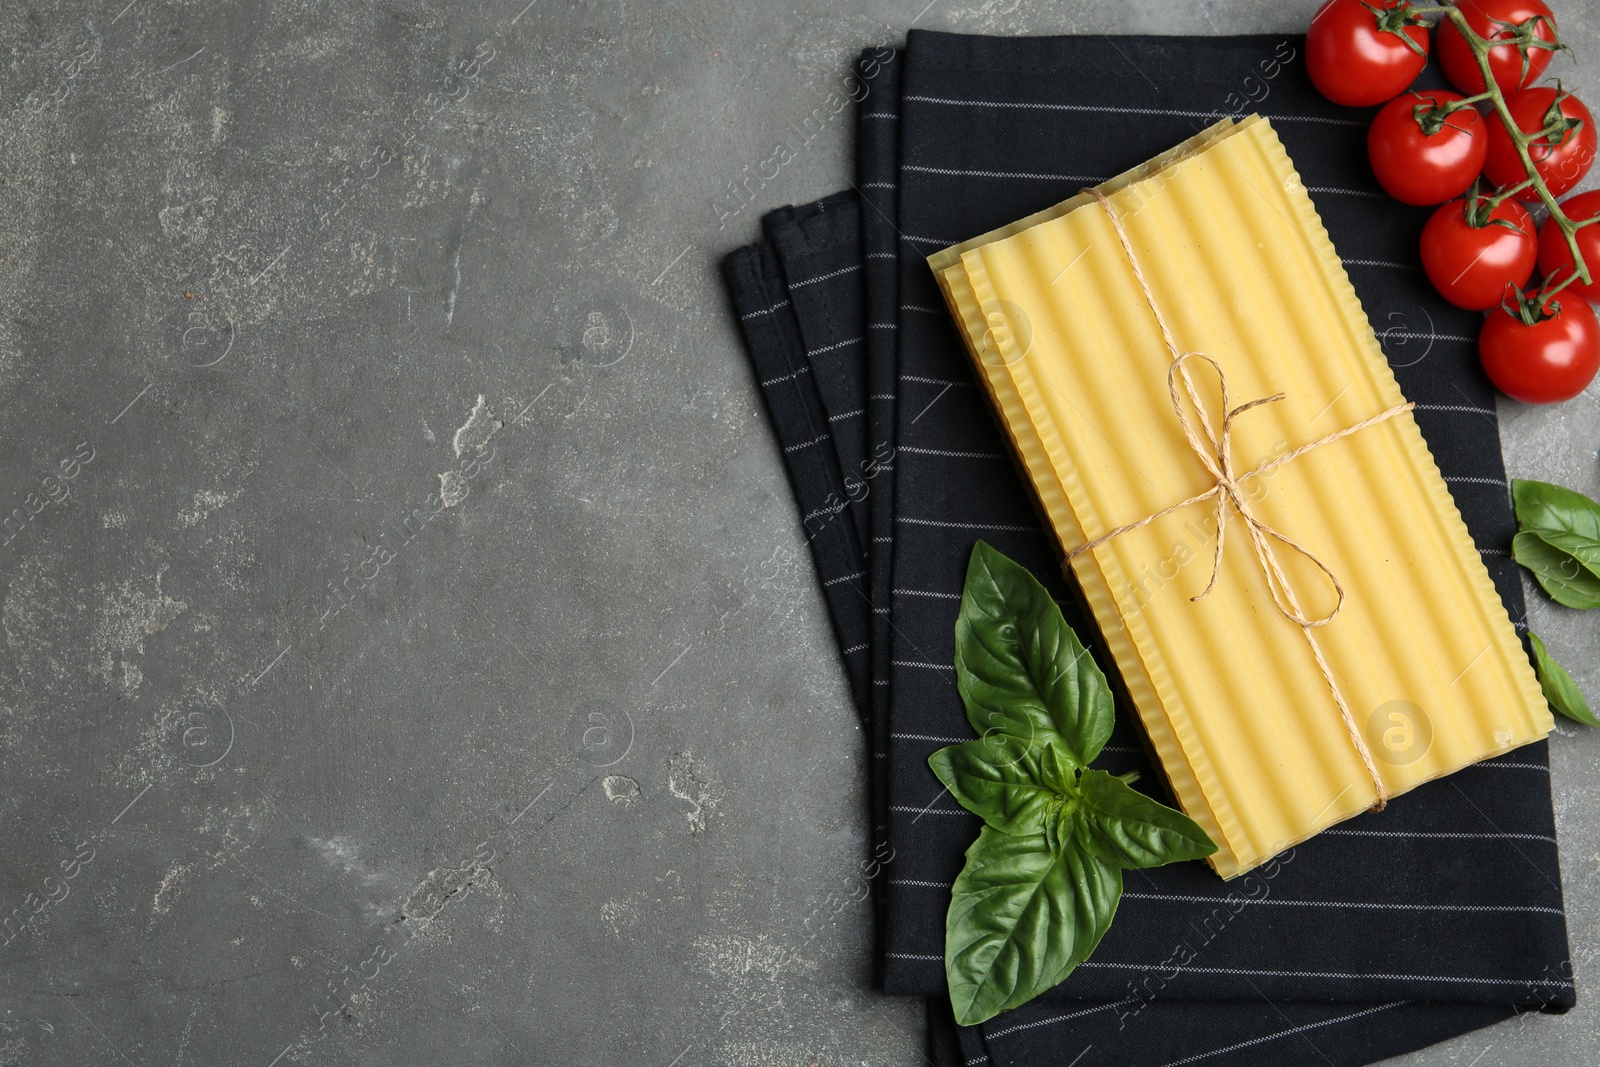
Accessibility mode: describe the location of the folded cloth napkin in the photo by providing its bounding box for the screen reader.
[723,30,1573,1067]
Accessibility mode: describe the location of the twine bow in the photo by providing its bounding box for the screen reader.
[1067,189,1416,811]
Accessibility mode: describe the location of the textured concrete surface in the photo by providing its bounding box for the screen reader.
[0,1,1596,1064]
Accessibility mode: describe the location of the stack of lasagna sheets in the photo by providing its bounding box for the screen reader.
[721,29,1572,1067]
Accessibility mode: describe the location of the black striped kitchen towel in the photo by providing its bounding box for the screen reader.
[722,30,1572,1067]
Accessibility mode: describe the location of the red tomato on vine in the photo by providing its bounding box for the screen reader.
[1368,91,1488,205]
[1537,190,1600,303]
[1307,0,1430,107]
[1437,0,1562,95]
[1420,191,1537,309]
[1480,285,1600,404]
[1483,87,1597,200]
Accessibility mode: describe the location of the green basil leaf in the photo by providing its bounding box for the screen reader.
[1530,633,1600,727]
[1043,742,1077,796]
[1512,531,1600,610]
[1515,478,1600,542]
[1513,479,1600,592]
[955,541,1114,765]
[1076,768,1219,869]
[928,737,1060,836]
[945,824,1121,1027]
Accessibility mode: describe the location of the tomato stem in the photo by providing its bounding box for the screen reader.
[1506,272,1578,326]
[1486,177,1536,206]
[1543,268,1583,302]
[1424,4,1593,286]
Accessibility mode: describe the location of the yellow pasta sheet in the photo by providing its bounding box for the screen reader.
[929,116,1551,879]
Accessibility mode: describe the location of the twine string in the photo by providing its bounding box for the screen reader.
[1068,188,1410,811]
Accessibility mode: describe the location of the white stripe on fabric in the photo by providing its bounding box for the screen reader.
[902,93,1367,127]
[1467,761,1549,772]
[893,659,956,671]
[898,374,973,386]
[783,434,827,454]
[1382,330,1476,343]
[790,264,861,288]
[808,335,865,356]
[904,163,1105,182]
[1153,1002,1411,1067]
[1070,961,1572,986]
[1118,892,1565,916]
[827,409,864,422]
[881,881,1563,917]
[1343,258,1419,271]
[760,366,811,387]
[898,446,1006,459]
[1413,403,1496,415]
[1443,475,1509,487]
[899,303,945,314]
[1323,828,1556,844]
[821,571,866,587]
[987,999,1136,1041]
[841,643,869,654]
[898,516,1041,532]
[1305,186,1388,198]
[895,588,961,599]
[740,299,790,320]
[901,234,957,246]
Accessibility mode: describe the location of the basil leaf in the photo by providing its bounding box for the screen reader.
[945,824,1122,1027]
[1514,479,1600,559]
[1043,741,1077,796]
[955,541,1114,765]
[929,736,1060,836]
[1076,768,1219,869]
[1512,531,1600,610]
[1530,633,1600,727]
[1513,480,1600,607]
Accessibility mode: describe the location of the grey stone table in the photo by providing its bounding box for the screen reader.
[1,1,1595,1064]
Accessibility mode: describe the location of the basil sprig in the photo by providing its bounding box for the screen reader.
[1507,479,1599,726]
[929,542,1217,1027]
[1511,479,1600,610]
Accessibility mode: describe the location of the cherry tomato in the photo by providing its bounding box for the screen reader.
[1437,0,1560,96]
[1536,190,1600,302]
[1484,88,1598,201]
[1368,91,1488,205]
[1420,195,1536,309]
[1480,293,1600,403]
[1307,0,1430,107]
